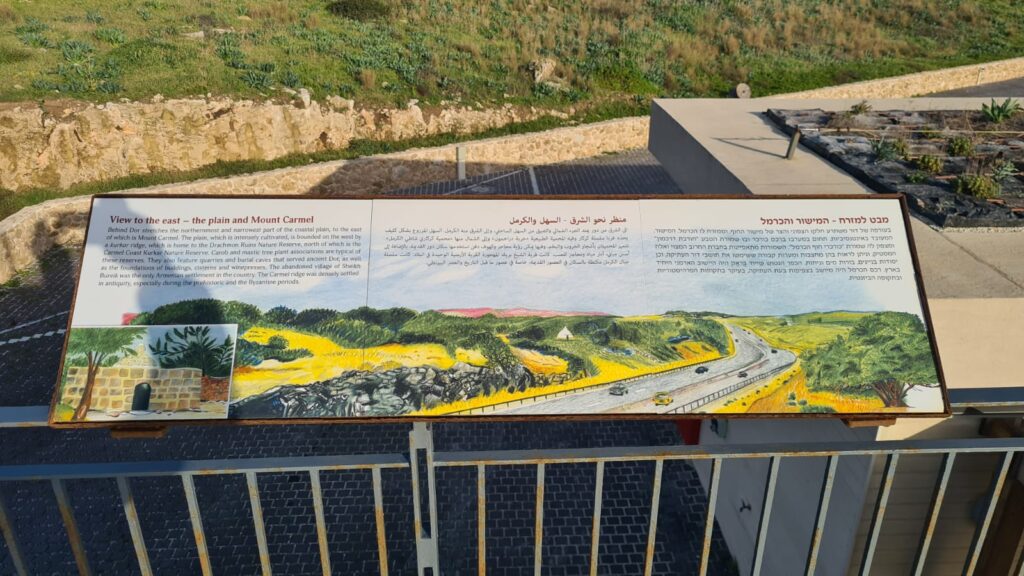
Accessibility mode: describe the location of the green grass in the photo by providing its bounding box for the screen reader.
[1,0,1023,105]
[3,1,1024,217]
[729,311,871,354]
[0,99,644,221]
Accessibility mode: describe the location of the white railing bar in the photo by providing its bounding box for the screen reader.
[52,478,91,576]
[589,461,604,576]
[859,454,899,576]
[751,456,781,576]
[116,477,152,576]
[0,453,409,481]
[372,467,389,576]
[477,464,486,576]
[534,463,545,576]
[698,458,722,576]
[643,459,664,576]
[432,438,1024,467]
[963,451,1014,576]
[805,455,838,576]
[181,474,212,576]
[246,472,272,576]
[309,470,332,576]
[912,452,956,576]
[0,489,27,576]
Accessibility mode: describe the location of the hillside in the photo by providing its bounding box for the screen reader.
[133,299,732,400]
[2,0,1022,105]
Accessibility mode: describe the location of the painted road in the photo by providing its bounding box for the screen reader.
[492,325,797,415]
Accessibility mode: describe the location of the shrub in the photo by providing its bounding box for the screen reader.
[849,100,872,115]
[280,69,301,88]
[85,10,105,24]
[241,69,272,90]
[871,138,901,162]
[981,98,1021,124]
[266,335,289,350]
[954,174,1000,199]
[94,28,127,46]
[946,135,974,157]
[915,154,943,174]
[991,159,1017,182]
[906,171,927,184]
[326,0,390,21]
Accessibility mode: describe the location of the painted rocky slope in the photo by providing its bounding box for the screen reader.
[229,362,535,418]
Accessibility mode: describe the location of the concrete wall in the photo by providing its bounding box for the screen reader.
[62,366,202,413]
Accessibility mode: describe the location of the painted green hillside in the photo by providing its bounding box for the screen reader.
[131,299,731,378]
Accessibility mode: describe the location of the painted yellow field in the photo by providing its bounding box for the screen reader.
[233,328,459,399]
[728,315,864,354]
[413,344,724,415]
[455,348,488,366]
[712,362,888,412]
[710,363,802,414]
[512,347,569,375]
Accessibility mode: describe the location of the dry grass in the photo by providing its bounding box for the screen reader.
[358,68,376,89]
[0,5,16,24]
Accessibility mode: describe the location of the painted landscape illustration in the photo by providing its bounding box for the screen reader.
[103,298,942,418]
[53,324,237,422]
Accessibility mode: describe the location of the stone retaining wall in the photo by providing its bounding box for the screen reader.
[0,116,648,282]
[771,57,1024,99]
[3,56,1024,283]
[61,366,202,413]
[0,97,565,192]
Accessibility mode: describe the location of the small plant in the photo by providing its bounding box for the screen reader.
[981,98,1021,124]
[279,69,301,88]
[915,154,943,174]
[891,138,909,158]
[946,135,974,157]
[906,171,927,184]
[94,28,126,45]
[954,174,1000,199]
[871,138,901,162]
[241,69,272,90]
[15,17,53,48]
[85,10,105,24]
[991,159,1017,182]
[827,111,854,131]
[326,0,390,21]
[849,100,872,115]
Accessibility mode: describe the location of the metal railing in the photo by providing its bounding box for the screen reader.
[0,390,1021,575]
[669,363,794,414]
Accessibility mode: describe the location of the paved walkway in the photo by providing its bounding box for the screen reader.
[0,151,740,575]
[930,77,1024,97]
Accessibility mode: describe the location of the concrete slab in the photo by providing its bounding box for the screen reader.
[649,97,1024,299]
[928,298,1024,390]
[937,228,1024,288]
[648,97,1024,397]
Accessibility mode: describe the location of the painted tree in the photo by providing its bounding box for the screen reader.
[803,312,939,408]
[148,326,234,378]
[64,327,146,420]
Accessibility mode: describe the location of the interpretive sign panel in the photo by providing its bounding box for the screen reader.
[50,194,948,426]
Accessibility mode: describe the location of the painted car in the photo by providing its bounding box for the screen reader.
[653,392,673,406]
[609,384,629,396]
[695,366,709,374]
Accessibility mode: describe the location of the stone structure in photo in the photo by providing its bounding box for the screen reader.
[61,364,202,413]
